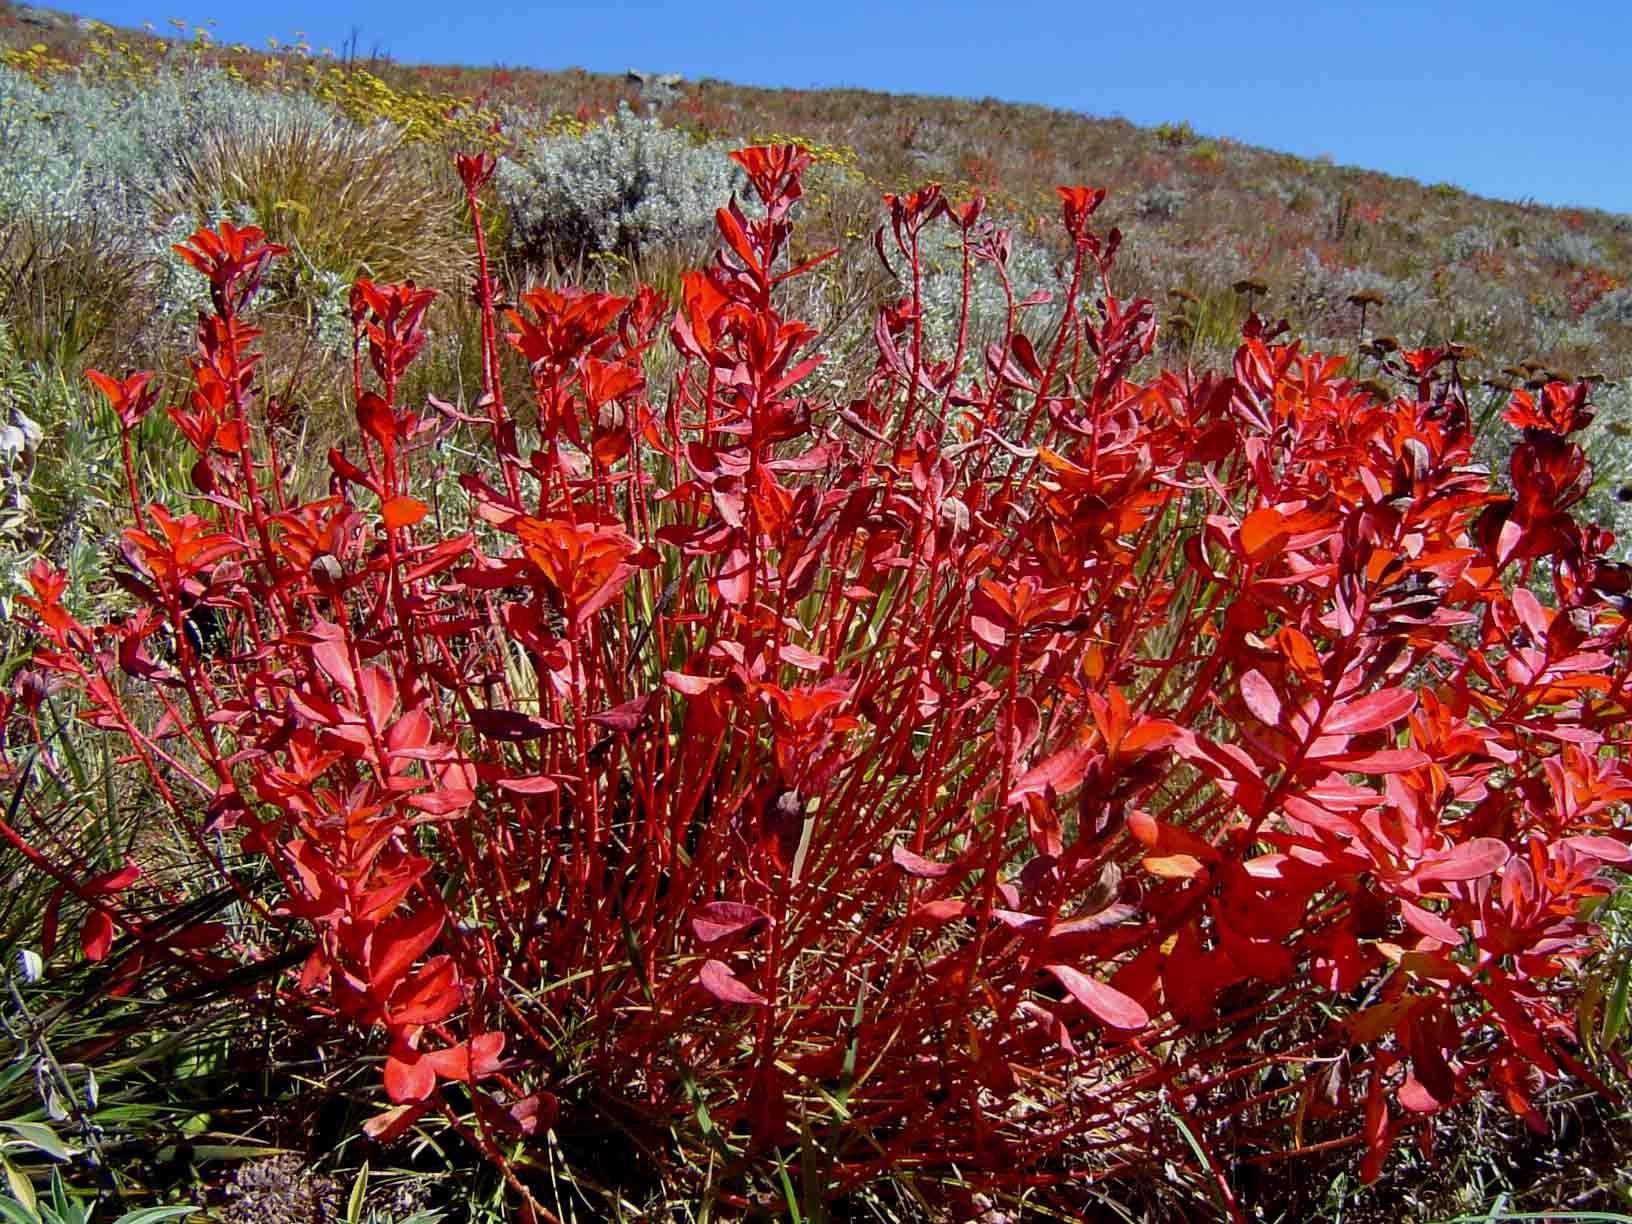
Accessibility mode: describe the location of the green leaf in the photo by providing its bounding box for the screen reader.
[345,1162,368,1224]
[169,1145,277,1164]
[0,1196,41,1224]
[1,1157,39,1222]
[48,1170,68,1224]
[108,1208,203,1224]
[0,1124,69,1163]
[47,1170,87,1224]
[1603,953,1631,1049]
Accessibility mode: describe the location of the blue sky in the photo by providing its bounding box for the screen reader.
[70,0,1632,214]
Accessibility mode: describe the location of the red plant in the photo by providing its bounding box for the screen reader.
[7,152,1632,1217]
[1564,264,1624,318]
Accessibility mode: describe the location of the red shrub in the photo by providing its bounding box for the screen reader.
[7,148,1632,1214]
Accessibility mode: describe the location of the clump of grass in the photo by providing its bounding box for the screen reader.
[150,106,466,295]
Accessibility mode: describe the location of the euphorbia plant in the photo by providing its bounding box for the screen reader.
[5,145,1631,1217]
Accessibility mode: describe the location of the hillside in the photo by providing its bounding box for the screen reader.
[5,0,1630,388]
[3,7,1632,1221]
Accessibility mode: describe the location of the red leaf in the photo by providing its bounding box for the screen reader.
[664,670,723,696]
[85,863,142,895]
[382,495,428,530]
[1240,507,1290,560]
[778,643,827,670]
[370,906,444,994]
[82,910,114,963]
[1312,748,1430,772]
[715,546,751,605]
[495,775,559,795]
[913,899,971,925]
[1239,669,1282,726]
[1360,1069,1393,1184]
[891,843,957,878]
[470,708,565,740]
[690,902,772,944]
[1127,808,1161,848]
[1397,1073,1442,1114]
[1044,964,1149,1029]
[1008,743,1096,804]
[388,955,461,1024]
[1564,835,1632,864]
[1398,898,1461,945]
[362,1102,429,1141]
[1415,838,1511,884]
[589,694,654,731]
[359,665,395,729]
[384,1045,436,1103]
[969,614,1007,650]
[357,391,396,454]
[1143,853,1206,879]
[1325,688,1416,736]
[699,958,766,1006]
[422,1031,507,1082]
[311,630,355,696]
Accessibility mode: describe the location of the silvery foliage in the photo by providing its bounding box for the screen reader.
[1444,223,1501,263]
[1530,228,1606,270]
[1580,379,1632,561]
[495,102,746,262]
[1266,176,1324,212]
[303,268,355,356]
[1587,287,1632,328]
[0,64,337,259]
[1291,252,1410,315]
[0,320,115,624]
[148,201,260,337]
[1550,320,1607,355]
[0,321,45,541]
[908,226,1066,388]
[1131,183,1190,222]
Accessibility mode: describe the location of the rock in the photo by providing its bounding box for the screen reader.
[626,68,686,108]
[16,6,69,27]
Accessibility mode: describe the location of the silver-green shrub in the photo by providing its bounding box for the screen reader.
[1530,228,1606,270]
[911,226,1066,385]
[1131,183,1190,222]
[0,321,44,547]
[1444,222,1501,263]
[1582,379,1632,561]
[0,319,119,628]
[0,64,338,258]
[1588,287,1632,328]
[495,102,745,264]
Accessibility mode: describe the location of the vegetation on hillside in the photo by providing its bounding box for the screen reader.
[1,6,1630,1222]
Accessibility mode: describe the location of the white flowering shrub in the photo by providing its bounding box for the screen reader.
[495,103,746,263]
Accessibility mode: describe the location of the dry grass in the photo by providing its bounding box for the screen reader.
[148,106,466,293]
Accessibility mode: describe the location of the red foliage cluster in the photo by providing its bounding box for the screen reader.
[1564,264,1625,318]
[6,148,1632,1214]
